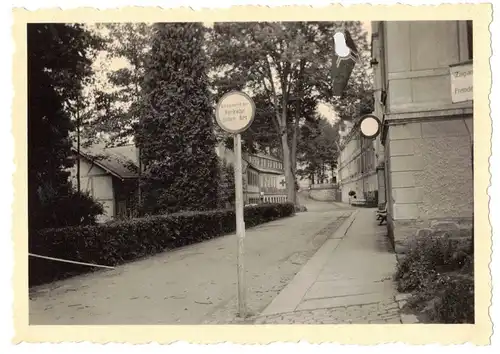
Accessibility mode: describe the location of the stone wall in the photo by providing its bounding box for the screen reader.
[396,219,473,258]
[309,188,340,202]
[386,116,473,253]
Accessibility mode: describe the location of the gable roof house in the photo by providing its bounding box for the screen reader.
[69,144,140,223]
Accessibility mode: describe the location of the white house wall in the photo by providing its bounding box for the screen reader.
[68,157,116,222]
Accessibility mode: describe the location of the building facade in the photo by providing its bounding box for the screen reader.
[245,153,287,204]
[337,120,379,205]
[371,20,474,252]
[215,144,287,205]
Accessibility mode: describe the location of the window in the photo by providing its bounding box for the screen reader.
[466,20,473,60]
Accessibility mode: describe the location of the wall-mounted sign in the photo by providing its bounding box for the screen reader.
[450,62,473,103]
[215,91,256,134]
[330,30,359,96]
[359,114,382,139]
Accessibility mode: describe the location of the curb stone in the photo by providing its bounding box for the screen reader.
[258,210,358,317]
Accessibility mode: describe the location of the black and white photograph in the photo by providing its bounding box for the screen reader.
[18,6,490,341]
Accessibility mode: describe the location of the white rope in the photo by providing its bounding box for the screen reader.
[29,253,115,270]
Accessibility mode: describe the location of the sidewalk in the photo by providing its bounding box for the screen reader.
[254,208,401,324]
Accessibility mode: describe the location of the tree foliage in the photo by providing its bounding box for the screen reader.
[136,23,220,215]
[297,117,339,184]
[208,21,357,203]
[217,160,235,208]
[28,23,104,230]
[82,23,153,146]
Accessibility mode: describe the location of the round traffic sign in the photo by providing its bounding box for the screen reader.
[359,114,382,139]
[215,91,256,134]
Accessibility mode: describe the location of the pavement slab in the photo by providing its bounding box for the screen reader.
[255,207,402,325]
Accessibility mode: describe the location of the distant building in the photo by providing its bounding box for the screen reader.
[215,143,287,204]
[371,20,473,253]
[337,119,380,205]
[246,152,287,203]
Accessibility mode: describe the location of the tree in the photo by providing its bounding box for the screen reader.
[297,116,339,184]
[208,21,358,204]
[136,23,220,215]
[82,23,153,146]
[28,23,104,230]
[217,160,235,208]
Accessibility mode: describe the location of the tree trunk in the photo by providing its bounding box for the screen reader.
[281,131,296,204]
[291,63,304,205]
[291,106,300,204]
[135,81,142,214]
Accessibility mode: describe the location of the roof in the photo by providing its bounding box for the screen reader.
[73,143,139,180]
[246,161,284,175]
[250,152,282,162]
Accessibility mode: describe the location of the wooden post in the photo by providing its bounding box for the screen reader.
[233,133,246,317]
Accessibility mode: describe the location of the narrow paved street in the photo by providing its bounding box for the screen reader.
[29,198,353,324]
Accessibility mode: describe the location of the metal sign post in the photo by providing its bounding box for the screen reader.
[215,91,256,318]
[233,132,246,316]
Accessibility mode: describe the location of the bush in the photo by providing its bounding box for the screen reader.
[31,190,104,229]
[348,190,356,197]
[29,202,295,286]
[395,234,473,292]
[395,230,474,323]
[430,272,474,323]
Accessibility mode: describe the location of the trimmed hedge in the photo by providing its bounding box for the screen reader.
[29,202,295,287]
